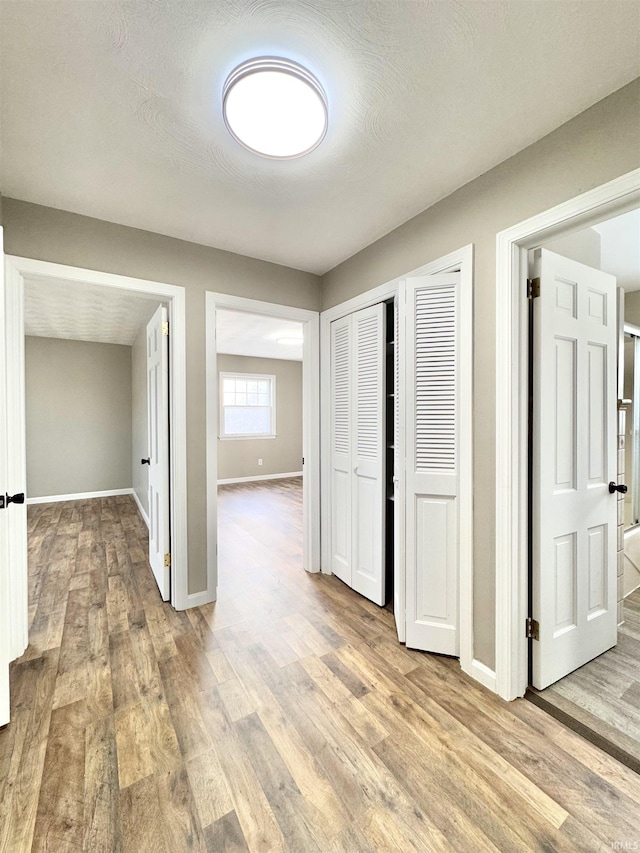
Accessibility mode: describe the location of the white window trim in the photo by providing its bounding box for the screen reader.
[219,371,277,439]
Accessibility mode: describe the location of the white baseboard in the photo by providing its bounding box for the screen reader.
[469,659,497,694]
[217,471,303,485]
[131,489,150,528]
[27,488,134,505]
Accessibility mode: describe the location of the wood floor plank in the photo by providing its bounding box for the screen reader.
[83,714,123,853]
[203,810,250,853]
[185,749,234,829]
[2,486,640,852]
[119,774,167,853]
[234,712,323,851]
[32,699,87,852]
[155,766,208,853]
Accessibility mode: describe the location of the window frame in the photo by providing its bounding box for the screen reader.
[218,371,277,440]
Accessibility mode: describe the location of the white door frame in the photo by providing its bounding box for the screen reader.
[4,255,191,611]
[1,226,13,724]
[495,167,640,701]
[205,292,320,598]
[320,244,474,681]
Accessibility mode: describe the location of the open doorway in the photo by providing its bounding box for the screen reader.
[215,309,305,605]
[21,270,174,595]
[2,255,189,680]
[525,206,640,769]
[205,292,320,608]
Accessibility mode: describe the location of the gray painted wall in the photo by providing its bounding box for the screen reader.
[131,324,149,518]
[321,78,640,669]
[25,336,132,497]
[624,291,640,327]
[544,228,601,269]
[217,355,302,481]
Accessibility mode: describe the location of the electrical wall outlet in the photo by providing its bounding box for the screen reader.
[258,458,263,466]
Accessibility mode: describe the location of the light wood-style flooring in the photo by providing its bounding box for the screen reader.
[2,479,640,851]
[532,586,640,767]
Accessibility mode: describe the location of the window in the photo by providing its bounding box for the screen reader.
[219,372,276,439]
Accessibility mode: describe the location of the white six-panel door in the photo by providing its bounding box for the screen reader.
[330,304,386,606]
[404,273,461,656]
[147,305,171,601]
[532,249,617,689]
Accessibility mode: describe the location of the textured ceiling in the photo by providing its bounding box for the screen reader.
[216,309,303,361]
[1,1,639,274]
[24,275,161,345]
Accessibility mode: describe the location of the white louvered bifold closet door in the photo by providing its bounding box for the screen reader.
[393,297,406,641]
[351,303,386,605]
[330,304,386,604]
[404,273,461,654]
[330,315,352,584]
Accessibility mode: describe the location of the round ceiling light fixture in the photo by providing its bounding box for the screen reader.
[222,57,328,159]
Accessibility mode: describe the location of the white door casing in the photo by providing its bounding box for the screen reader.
[147,305,171,601]
[4,260,28,663]
[352,303,386,606]
[404,273,461,656]
[0,229,10,725]
[329,304,386,605]
[532,249,617,689]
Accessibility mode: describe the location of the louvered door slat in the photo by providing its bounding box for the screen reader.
[405,272,461,656]
[415,284,456,473]
[330,315,352,583]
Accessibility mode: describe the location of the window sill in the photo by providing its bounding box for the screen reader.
[218,434,277,441]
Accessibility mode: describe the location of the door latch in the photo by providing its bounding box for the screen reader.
[609,481,628,494]
[0,492,25,509]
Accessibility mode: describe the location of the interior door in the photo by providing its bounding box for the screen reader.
[351,303,386,605]
[330,315,352,585]
[532,248,617,689]
[404,273,461,656]
[393,296,406,642]
[0,230,11,725]
[147,305,171,601]
[330,304,386,605]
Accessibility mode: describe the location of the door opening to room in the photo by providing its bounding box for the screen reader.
[214,308,305,605]
[22,275,172,594]
[526,207,640,770]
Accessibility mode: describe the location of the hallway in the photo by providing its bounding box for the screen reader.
[1,490,640,851]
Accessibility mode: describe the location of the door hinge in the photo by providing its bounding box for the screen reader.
[162,321,169,336]
[164,553,171,567]
[527,277,540,299]
[525,617,539,641]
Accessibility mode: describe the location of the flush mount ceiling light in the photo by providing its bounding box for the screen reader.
[222,57,328,159]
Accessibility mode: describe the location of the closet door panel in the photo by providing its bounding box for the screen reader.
[330,315,352,584]
[405,273,460,655]
[352,304,386,605]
